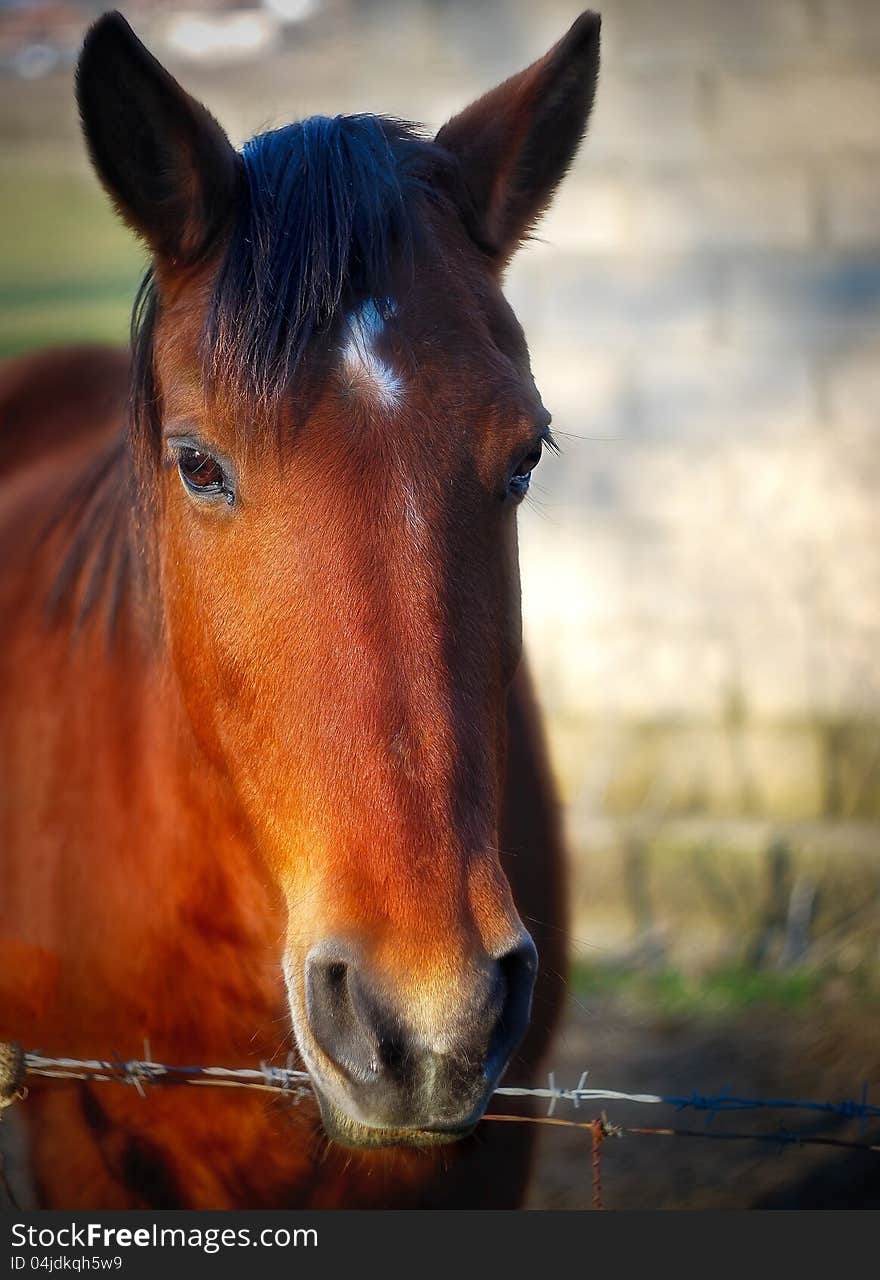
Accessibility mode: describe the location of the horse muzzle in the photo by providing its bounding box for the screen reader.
[297,935,538,1148]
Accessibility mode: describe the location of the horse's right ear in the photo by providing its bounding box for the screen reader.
[76,11,239,266]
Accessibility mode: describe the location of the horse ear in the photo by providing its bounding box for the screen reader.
[76,11,239,266]
[436,11,600,266]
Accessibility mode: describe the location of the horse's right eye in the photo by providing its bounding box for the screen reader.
[507,443,543,501]
[176,446,234,505]
[178,447,224,489]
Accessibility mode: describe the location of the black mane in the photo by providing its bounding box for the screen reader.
[132,113,456,447]
[210,115,449,402]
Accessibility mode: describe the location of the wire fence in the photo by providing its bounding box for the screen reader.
[2,1042,879,1210]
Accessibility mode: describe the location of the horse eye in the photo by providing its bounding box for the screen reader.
[508,443,543,499]
[177,447,230,500]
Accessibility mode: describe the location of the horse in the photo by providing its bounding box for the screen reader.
[0,10,600,1208]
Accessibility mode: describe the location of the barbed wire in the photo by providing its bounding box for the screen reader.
[5,1046,879,1130]
[3,1042,880,1211]
[20,1051,314,1100]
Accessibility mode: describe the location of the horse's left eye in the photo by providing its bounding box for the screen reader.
[508,443,543,499]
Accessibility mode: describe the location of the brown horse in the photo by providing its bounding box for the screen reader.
[0,11,600,1208]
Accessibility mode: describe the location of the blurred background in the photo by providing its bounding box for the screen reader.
[2,0,879,1208]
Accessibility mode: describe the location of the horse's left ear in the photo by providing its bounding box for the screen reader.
[436,11,600,267]
[76,11,239,266]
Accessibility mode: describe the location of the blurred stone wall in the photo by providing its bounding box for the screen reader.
[502,0,880,743]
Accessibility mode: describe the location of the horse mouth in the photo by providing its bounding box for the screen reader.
[315,1091,479,1150]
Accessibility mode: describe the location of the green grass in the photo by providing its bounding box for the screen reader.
[0,160,143,358]
[572,961,826,1016]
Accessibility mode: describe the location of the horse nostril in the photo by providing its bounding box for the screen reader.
[325,959,347,994]
[305,948,377,1083]
[373,1026,403,1071]
[486,936,538,1078]
[499,936,538,990]
[306,947,413,1085]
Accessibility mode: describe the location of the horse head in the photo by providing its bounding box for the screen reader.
[75,9,599,1148]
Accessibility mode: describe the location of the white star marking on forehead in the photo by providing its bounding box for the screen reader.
[339,298,403,410]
